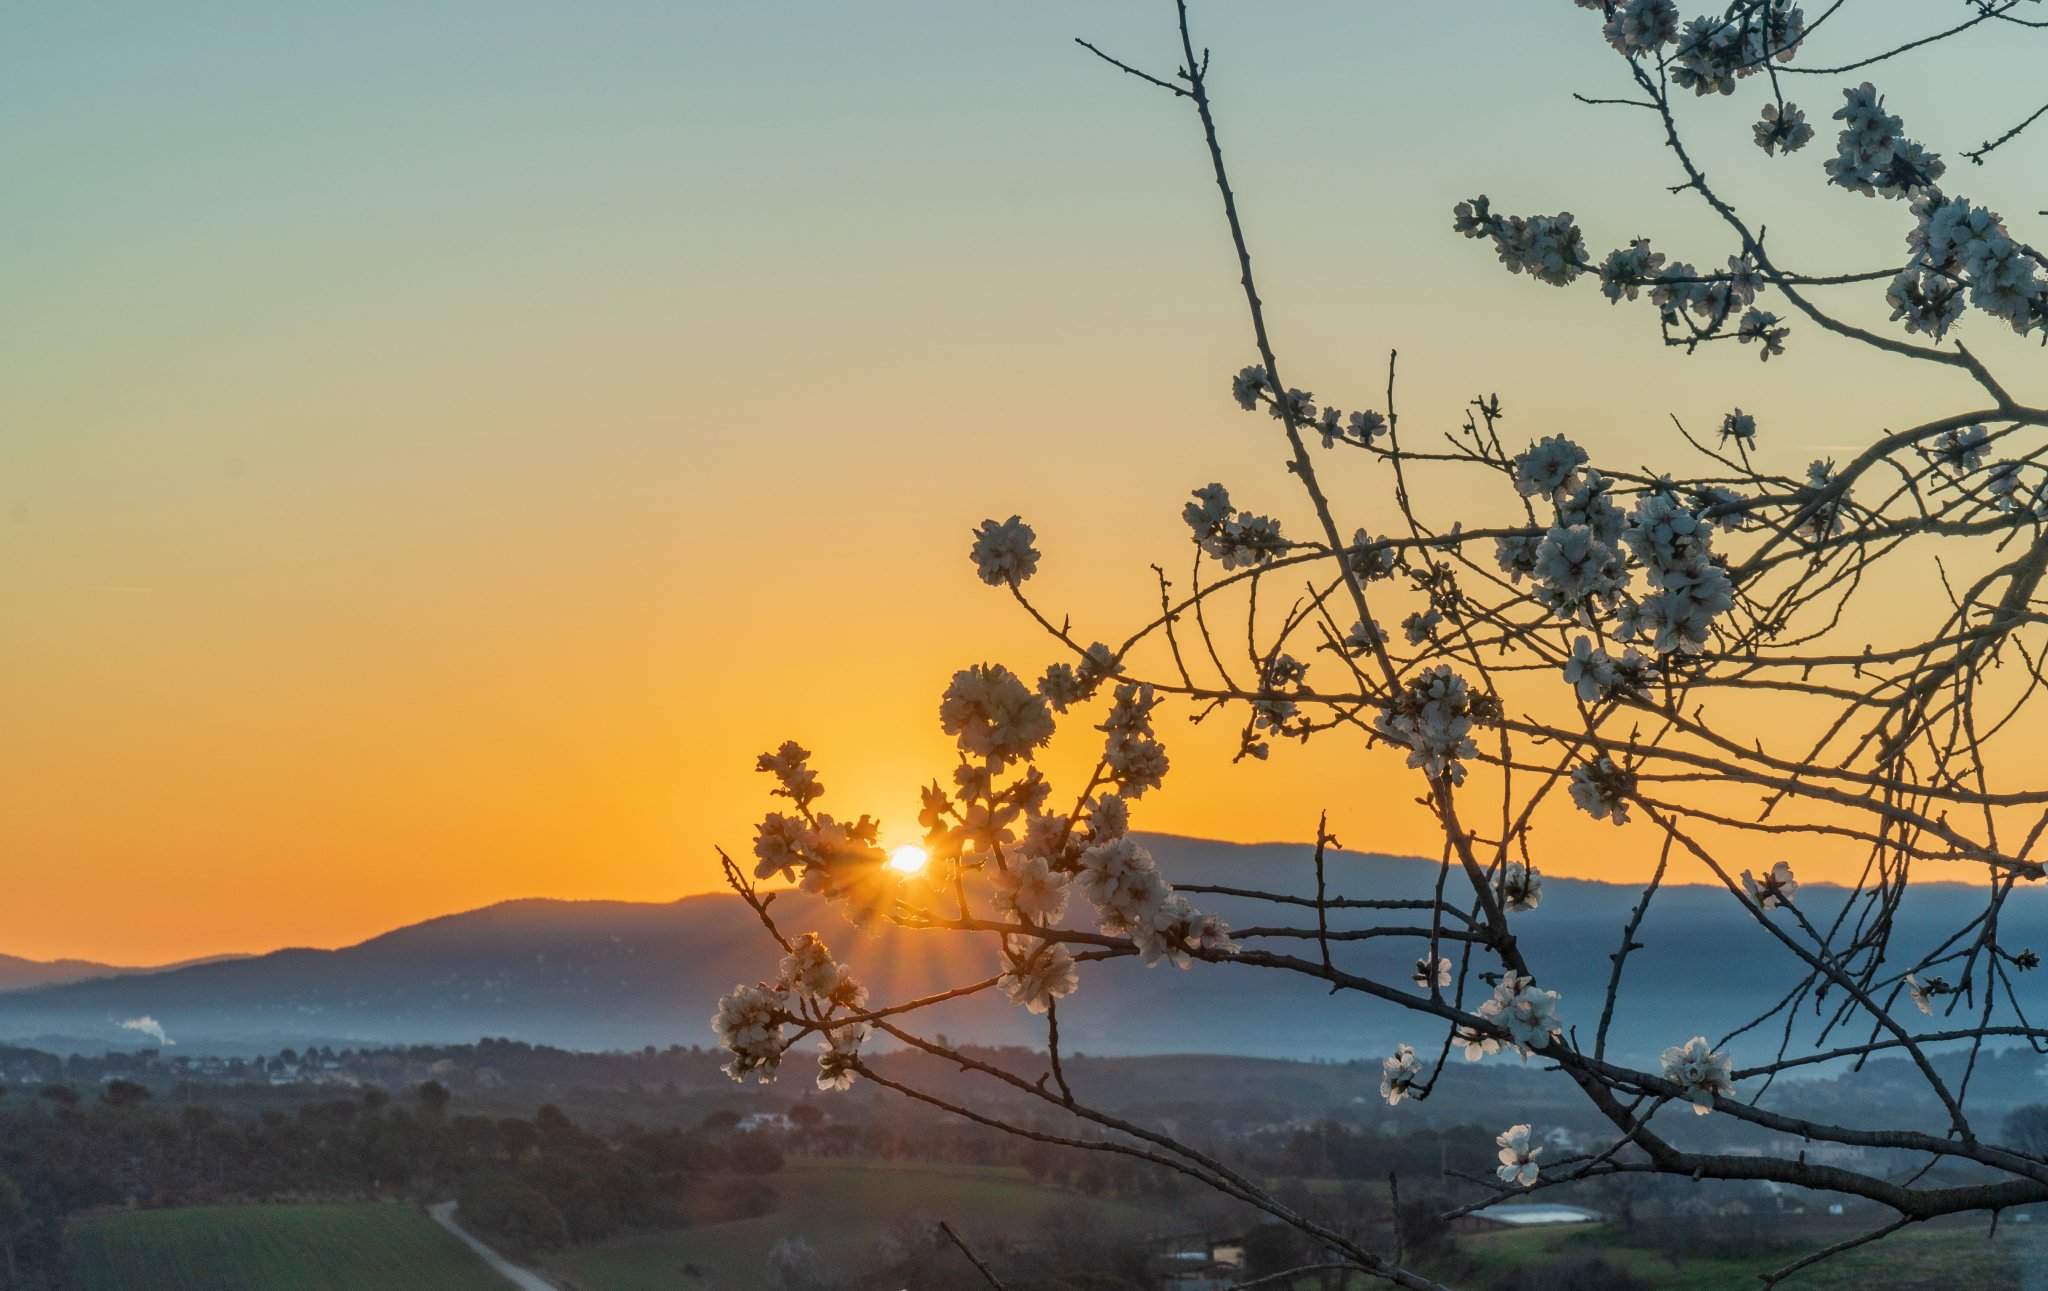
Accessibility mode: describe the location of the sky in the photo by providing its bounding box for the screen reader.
[5,2,2044,963]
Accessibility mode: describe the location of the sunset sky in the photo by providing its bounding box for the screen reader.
[7,2,2044,964]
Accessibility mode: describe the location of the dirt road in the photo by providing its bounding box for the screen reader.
[428,1200,559,1291]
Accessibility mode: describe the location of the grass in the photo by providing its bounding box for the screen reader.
[68,1203,512,1291]
[545,1156,1172,1291]
[1446,1217,2026,1290]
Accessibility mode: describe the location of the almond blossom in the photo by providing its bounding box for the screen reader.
[1660,1036,1735,1115]
[1380,1043,1426,1106]
[1496,1124,1541,1187]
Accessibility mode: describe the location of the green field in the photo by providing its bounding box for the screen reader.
[1430,1217,2032,1291]
[68,1203,513,1291]
[546,1156,1171,1291]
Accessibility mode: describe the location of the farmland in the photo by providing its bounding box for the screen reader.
[545,1156,1174,1290]
[68,1203,512,1291]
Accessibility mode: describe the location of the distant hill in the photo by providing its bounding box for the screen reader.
[0,835,2037,1064]
[0,952,244,995]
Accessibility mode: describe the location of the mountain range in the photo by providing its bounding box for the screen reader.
[0,835,2036,1067]
[0,953,244,995]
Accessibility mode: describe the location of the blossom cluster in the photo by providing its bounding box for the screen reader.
[1246,652,1312,758]
[1374,665,1494,785]
[1569,755,1636,825]
[999,937,1079,1014]
[969,515,1039,587]
[1618,488,1735,655]
[1099,681,1170,797]
[1463,196,1789,356]
[1669,4,1805,97]
[714,932,869,1088]
[1825,83,1943,201]
[1497,444,1739,657]
[1460,969,1563,1062]
[1077,834,1237,969]
[1660,1036,1735,1114]
[1453,195,1586,288]
[1892,196,2047,341]
[1037,641,1119,714]
[1183,483,1286,570]
[1563,635,1656,703]
[941,663,1055,770]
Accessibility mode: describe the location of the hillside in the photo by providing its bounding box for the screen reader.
[0,835,2035,1064]
[0,952,244,994]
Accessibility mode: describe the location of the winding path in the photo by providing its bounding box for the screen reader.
[428,1200,559,1291]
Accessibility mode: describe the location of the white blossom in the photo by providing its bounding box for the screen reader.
[752,811,809,881]
[1346,409,1389,446]
[1231,364,1270,411]
[1456,1024,1504,1063]
[969,515,1040,586]
[1502,862,1543,913]
[1001,940,1080,1014]
[1183,483,1287,570]
[941,663,1055,768]
[816,1022,866,1091]
[1603,0,1679,55]
[757,740,823,807]
[1381,1043,1426,1105]
[1899,195,2045,339]
[1737,307,1789,358]
[1900,979,1933,1020]
[1271,387,1316,425]
[1743,860,1799,910]
[1799,459,1847,543]
[1496,1123,1541,1187]
[1754,100,1814,156]
[1039,642,1119,714]
[1904,972,1942,1015]
[1563,636,1655,704]
[1931,425,1989,478]
[778,933,866,1010]
[1569,756,1635,825]
[1660,1036,1734,1114]
[1556,470,1626,544]
[1495,532,1542,582]
[1131,893,1238,969]
[1076,836,1232,968]
[1618,490,1734,655]
[1347,529,1398,581]
[713,982,789,1083]
[1454,196,1587,287]
[1598,238,1665,304]
[991,853,1072,925]
[1077,836,1172,936]
[1987,462,2028,513]
[1532,524,1626,622]
[1375,666,1488,785]
[1485,971,1564,1055]
[1513,435,1590,503]
[1412,955,1453,991]
[1099,681,1169,797]
[1826,82,1943,200]
[1402,608,1442,646]
[1089,792,1130,842]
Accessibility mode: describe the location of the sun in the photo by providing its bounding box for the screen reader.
[888,844,929,876]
